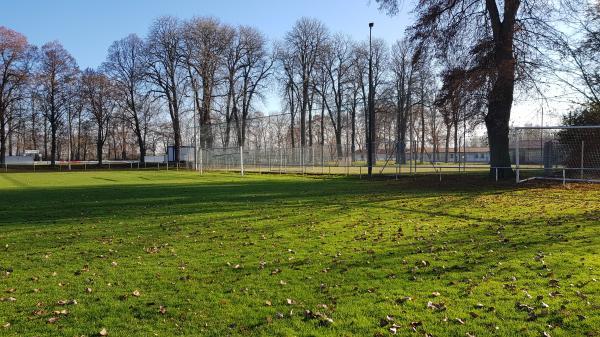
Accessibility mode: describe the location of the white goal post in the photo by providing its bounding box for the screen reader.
[514,125,600,184]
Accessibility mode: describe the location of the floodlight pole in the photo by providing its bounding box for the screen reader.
[68,117,72,171]
[194,105,198,172]
[367,22,375,177]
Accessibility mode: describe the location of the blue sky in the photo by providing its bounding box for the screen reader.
[0,0,558,124]
[1,0,412,69]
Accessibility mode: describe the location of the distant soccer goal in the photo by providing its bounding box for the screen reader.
[514,126,600,183]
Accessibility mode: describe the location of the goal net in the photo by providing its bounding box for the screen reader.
[514,126,600,183]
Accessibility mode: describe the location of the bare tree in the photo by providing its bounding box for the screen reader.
[104,34,152,162]
[376,0,562,177]
[81,69,114,165]
[283,18,328,148]
[390,39,418,164]
[220,26,244,148]
[37,41,78,165]
[146,16,186,162]
[275,43,300,148]
[183,17,232,148]
[234,26,273,147]
[0,26,34,164]
[318,34,353,158]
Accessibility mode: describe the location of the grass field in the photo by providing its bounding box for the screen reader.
[0,171,599,336]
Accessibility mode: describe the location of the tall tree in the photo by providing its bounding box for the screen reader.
[183,17,232,148]
[233,26,272,147]
[284,18,328,148]
[376,0,556,177]
[0,26,34,164]
[146,16,186,162]
[390,39,418,164]
[81,69,114,165]
[104,34,152,162]
[37,41,78,165]
[318,34,353,158]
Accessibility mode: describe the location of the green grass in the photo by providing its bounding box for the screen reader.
[0,171,598,337]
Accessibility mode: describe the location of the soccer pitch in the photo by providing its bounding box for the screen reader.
[0,171,598,336]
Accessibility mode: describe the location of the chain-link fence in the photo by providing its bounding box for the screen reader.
[514,126,600,183]
[4,109,598,184]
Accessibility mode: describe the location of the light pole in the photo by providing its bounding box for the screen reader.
[367,22,375,177]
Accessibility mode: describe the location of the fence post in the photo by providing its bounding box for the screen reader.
[515,129,520,183]
[563,169,566,186]
[240,146,244,176]
[495,167,498,182]
[200,149,203,175]
[581,140,584,179]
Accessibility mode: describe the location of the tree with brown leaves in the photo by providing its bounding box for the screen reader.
[0,26,34,164]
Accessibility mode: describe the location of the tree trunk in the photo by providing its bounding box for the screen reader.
[300,83,307,148]
[0,112,5,164]
[44,119,48,161]
[8,117,13,156]
[351,98,356,162]
[97,127,103,166]
[335,129,342,159]
[444,123,451,163]
[50,122,57,166]
[173,115,181,162]
[485,67,515,177]
[485,0,518,178]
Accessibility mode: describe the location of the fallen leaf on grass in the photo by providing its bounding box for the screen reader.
[99,328,108,336]
[427,301,447,311]
[396,296,413,304]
